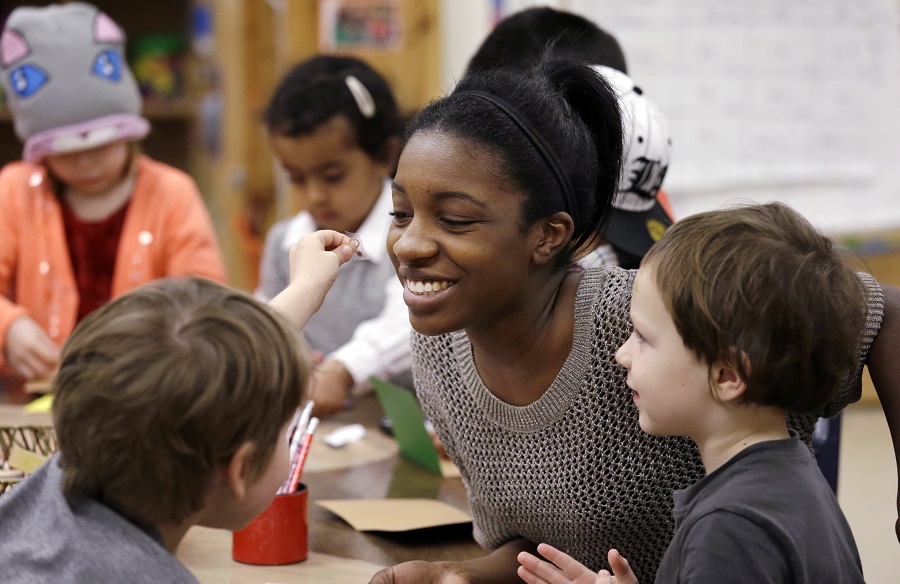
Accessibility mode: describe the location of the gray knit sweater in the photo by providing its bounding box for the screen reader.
[413,267,883,583]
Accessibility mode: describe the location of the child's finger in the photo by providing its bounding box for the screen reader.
[296,230,358,264]
[517,552,559,583]
[517,564,549,584]
[518,550,581,584]
[607,549,638,584]
[306,229,358,257]
[313,229,353,250]
[517,564,565,584]
[536,543,596,580]
[333,243,355,263]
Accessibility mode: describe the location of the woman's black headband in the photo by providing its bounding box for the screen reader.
[458,90,577,223]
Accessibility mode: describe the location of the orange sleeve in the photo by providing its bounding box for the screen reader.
[0,166,31,371]
[162,183,227,283]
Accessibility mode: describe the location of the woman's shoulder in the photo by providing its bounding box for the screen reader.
[579,266,635,308]
[573,266,637,350]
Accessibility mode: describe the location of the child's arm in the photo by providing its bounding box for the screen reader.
[517,544,637,584]
[269,230,357,331]
[0,173,58,378]
[311,275,411,416]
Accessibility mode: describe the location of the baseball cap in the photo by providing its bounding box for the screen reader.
[0,2,149,162]
[594,65,673,258]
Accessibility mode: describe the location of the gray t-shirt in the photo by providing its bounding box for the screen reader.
[658,434,864,583]
[413,267,883,583]
[0,454,198,583]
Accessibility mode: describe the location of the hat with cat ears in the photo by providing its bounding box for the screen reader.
[0,2,149,162]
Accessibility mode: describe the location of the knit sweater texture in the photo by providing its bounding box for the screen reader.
[413,266,883,583]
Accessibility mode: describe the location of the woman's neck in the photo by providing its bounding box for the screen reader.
[467,269,582,406]
[63,170,136,221]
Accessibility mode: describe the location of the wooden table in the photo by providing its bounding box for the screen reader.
[0,405,53,428]
[178,393,486,583]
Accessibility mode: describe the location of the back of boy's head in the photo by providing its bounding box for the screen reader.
[0,2,149,163]
[52,277,307,525]
[643,202,866,414]
[465,6,628,76]
[264,55,402,162]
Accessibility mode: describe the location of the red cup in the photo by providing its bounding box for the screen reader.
[232,485,308,565]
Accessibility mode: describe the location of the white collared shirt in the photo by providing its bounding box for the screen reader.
[256,181,411,395]
[576,244,620,269]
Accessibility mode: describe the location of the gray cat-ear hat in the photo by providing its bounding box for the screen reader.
[0,1,149,162]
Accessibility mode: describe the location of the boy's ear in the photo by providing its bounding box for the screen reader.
[711,357,748,404]
[532,212,575,266]
[222,442,256,501]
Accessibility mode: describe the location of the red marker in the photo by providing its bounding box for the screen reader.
[287,417,318,494]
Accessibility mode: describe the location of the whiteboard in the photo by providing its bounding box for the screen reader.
[571,0,900,234]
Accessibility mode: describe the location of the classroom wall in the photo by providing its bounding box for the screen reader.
[441,0,565,90]
[443,0,900,237]
[442,0,900,406]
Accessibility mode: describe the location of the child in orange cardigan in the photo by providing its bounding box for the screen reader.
[0,2,225,402]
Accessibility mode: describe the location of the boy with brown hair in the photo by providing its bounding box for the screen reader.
[0,231,357,582]
[517,203,866,583]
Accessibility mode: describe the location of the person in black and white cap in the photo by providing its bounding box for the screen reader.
[465,6,676,269]
[576,65,673,270]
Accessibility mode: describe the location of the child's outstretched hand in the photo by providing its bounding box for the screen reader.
[269,230,358,330]
[517,544,638,584]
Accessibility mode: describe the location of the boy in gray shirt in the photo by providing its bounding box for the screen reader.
[518,203,865,584]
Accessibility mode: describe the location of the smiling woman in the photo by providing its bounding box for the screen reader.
[389,131,544,340]
[369,56,896,584]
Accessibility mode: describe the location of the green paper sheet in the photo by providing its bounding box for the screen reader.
[371,377,442,475]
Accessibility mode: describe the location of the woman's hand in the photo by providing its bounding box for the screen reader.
[368,560,470,584]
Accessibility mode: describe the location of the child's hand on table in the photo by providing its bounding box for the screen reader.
[5,316,60,380]
[517,544,637,584]
[309,359,353,417]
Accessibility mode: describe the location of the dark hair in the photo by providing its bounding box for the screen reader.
[466,7,627,76]
[406,59,623,264]
[643,202,867,414]
[264,55,402,162]
[53,278,307,524]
